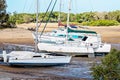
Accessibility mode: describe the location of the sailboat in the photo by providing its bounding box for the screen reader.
[37,0,111,57]
[2,51,71,66]
[2,0,72,66]
[37,28,111,55]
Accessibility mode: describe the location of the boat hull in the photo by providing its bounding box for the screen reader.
[3,51,72,66]
[9,63,69,66]
[37,43,111,55]
[94,43,111,53]
[9,57,71,66]
[38,43,94,54]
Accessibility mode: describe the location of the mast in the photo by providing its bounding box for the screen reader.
[66,0,71,42]
[35,0,39,53]
[58,0,62,28]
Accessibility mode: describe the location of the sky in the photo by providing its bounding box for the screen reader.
[6,0,120,14]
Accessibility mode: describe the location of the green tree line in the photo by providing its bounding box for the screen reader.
[9,10,120,26]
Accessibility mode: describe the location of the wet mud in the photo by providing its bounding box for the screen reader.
[0,57,101,80]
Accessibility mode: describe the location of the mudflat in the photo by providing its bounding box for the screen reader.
[0,57,100,80]
[90,26,120,44]
[0,28,34,48]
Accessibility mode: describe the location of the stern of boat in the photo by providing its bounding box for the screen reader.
[94,43,111,53]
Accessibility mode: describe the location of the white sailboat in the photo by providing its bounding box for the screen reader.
[2,0,72,66]
[37,0,111,56]
[3,51,71,66]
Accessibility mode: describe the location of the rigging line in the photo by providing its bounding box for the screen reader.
[38,0,53,29]
[22,0,28,13]
[58,0,62,28]
[58,0,62,21]
[40,0,58,37]
[89,0,94,12]
[28,0,35,13]
[73,0,77,14]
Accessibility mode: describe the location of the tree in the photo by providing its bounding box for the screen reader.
[51,12,59,22]
[91,49,120,80]
[107,10,120,22]
[0,0,6,14]
[23,14,32,23]
[0,0,16,28]
[0,0,7,25]
[60,12,67,22]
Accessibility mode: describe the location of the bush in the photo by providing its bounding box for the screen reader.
[0,20,16,29]
[16,20,24,24]
[82,20,119,26]
[6,20,16,28]
[91,49,120,80]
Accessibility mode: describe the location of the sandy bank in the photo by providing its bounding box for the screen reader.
[0,28,34,48]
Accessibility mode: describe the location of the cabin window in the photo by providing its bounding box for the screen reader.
[68,38,74,41]
[72,35,78,39]
[90,43,93,46]
[58,35,66,37]
[82,36,88,41]
[70,35,83,39]
[40,41,56,44]
[33,56,42,57]
[78,36,83,38]
[52,30,57,33]
[47,53,65,56]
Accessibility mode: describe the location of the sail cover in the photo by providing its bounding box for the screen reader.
[68,27,97,34]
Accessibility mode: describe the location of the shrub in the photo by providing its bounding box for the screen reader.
[0,20,16,29]
[91,49,120,80]
[82,20,119,26]
[16,20,24,24]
